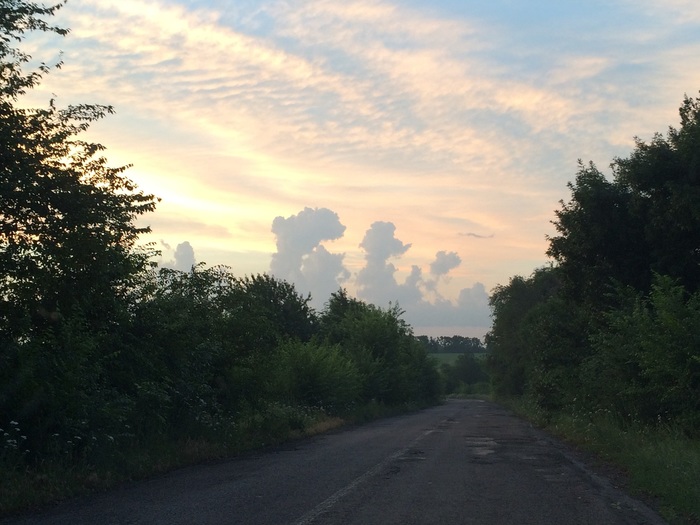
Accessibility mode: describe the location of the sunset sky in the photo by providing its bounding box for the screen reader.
[23,0,700,337]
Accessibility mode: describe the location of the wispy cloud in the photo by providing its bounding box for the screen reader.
[460,233,494,239]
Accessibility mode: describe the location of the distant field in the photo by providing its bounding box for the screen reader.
[428,353,489,365]
[428,353,461,365]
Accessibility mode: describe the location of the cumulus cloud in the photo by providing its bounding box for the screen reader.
[354,221,490,333]
[356,221,421,306]
[270,207,349,306]
[28,0,700,331]
[268,208,491,334]
[359,221,411,263]
[300,245,351,306]
[430,250,461,276]
[161,240,196,271]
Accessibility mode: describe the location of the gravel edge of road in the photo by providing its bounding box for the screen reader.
[504,411,670,525]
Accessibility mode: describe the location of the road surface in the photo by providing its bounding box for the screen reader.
[2,399,666,524]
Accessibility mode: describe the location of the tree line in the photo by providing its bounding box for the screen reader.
[486,93,700,436]
[417,335,486,354]
[0,1,442,488]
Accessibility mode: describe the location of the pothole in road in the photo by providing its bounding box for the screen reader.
[464,436,497,457]
[436,418,459,431]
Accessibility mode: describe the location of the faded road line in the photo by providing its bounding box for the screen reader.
[292,423,444,525]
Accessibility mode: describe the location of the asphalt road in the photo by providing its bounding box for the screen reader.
[2,399,667,524]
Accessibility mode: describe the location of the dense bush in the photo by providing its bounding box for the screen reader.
[582,276,700,429]
[320,291,442,406]
[274,340,361,415]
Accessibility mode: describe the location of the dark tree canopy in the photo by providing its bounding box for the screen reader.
[547,94,700,306]
[0,0,157,335]
[488,93,700,437]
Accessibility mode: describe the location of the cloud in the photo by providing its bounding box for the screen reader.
[24,0,698,328]
[142,217,232,239]
[430,251,461,276]
[39,0,525,185]
[270,207,348,306]
[621,0,700,24]
[356,221,421,306]
[354,220,490,332]
[161,240,196,271]
[267,209,490,334]
[459,232,495,239]
[271,207,346,277]
[359,221,411,264]
[410,283,491,328]
[300,245,351,306]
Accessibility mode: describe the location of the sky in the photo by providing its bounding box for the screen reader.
[21,0,700,338]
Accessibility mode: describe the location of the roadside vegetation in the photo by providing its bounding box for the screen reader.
[486,93,700,524]
[0,2,443,516]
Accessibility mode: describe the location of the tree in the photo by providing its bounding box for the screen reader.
[320,292,440,405]
[485,266,561,396]
[442,353,488,391]
[546,161,647,307]
[613,95,700,293]
[432,335,485,354]
[0,0,157,454]
[239,274,318,345]
[490,93,700,430]
[0,0,157,338]
[548,94,700,306]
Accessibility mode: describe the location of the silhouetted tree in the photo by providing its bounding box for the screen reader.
[0,0,157,454]
[548,94,700,307]
[0,0,157,338]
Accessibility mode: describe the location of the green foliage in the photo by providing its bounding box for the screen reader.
[0,3,159,464]
[547,162,647,306]
[0,1,69,98]
[0,0,156,461]
[0,64,157,341]
[489,93,700,442]
[125,266,322,432]
[549,94,700,305]
[440,353,489,395]
[240,274,318,343]
[486,266,561,397]
[274,340,361,414]
[320,291,441,405]
[583,276,700,431]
